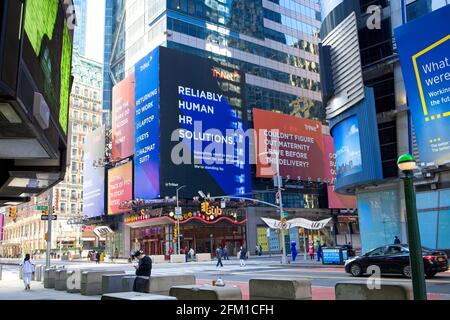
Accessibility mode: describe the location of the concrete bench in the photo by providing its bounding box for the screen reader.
[101,292,177,300]
[249,279,312,300]
[151,255,166,263]
[169,284,242,300]
[196,253,211,262]
[170,254,186,263]
[102,274,130,294]
[81,270,125,295]
[54,269,68,291]
[335,282,413,300]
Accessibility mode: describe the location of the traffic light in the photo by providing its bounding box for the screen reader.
[9,207,16,218]
[41,209,48,215]
[52,205,56,213]
[173,227,178,239]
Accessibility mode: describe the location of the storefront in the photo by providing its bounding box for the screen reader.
[124,206,247,258]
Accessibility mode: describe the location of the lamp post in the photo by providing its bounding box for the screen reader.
[397,154,427,300]
[259,150,287,264]
[175,185,186,255]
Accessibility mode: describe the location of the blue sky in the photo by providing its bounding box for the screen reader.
[85,0,105,63]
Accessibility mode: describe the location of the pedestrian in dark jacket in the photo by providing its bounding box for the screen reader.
[133,250,152,292]
[216,246,223,268]
[95,251,100,264]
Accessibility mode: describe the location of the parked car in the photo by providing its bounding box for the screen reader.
[344,244,448,278]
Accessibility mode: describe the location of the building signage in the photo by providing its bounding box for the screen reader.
[394,5,450,166]
[253,108,325,182]
[83,127,106,218]
[108,162,133,215]
[94,226,113,237]
[261,217,332,230]
[112,73,135,161]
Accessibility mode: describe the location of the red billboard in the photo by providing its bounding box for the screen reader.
[107,161,133,215]
[253,108,325,181]
[112,74,135,161]
[323,134,357,209]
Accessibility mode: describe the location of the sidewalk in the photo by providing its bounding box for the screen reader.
[0,270,100,300]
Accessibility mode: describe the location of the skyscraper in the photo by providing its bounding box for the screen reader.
[73,0,88,56]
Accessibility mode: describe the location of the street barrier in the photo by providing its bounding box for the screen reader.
[249,279,312,300]
[44,268,59,288]
[170,254,186,263]
[122,276,136,292]
[335,282,413,300]
[151,255,165,263]
[102,274,129,294]
[34,265,43,282]
[196,253,211,262]
[169,284,242,300]
[150,275,196,295]
[54,269,68,291]
[101,292,177,300]
[81,270,125,295]
[0,265,2,280]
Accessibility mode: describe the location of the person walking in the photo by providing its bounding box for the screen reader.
[133,250,152,292]
[259,244,263,256]
[239,246,247,267]
[216,246,223,268]
[254,245,259,256]
[189,248,195,261]
[394,236,401,244]
[316,241,323,262]
[308,243,315,260]
[95,251,100,264]
[223,246,229,260]
[21,254,35,290]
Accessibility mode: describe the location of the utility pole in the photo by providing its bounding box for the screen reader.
[275,151,287,264]
[46,188,53,269]
[175,185,186,255]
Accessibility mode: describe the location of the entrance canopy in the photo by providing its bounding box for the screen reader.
[261,217,332,230]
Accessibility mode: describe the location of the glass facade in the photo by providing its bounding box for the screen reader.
[73,0,88,56]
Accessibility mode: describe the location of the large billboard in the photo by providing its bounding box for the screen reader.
[332,115,362,178]
[0,213,3,241]
[112,73,135,161]
[253,108,325,182]
[23,0,72,135]
[134,49,160,199]
[395,5,450,166]
[108,161,133,215]
[134,47,251,199]
[323,134,357,209]
[83,127,106,218]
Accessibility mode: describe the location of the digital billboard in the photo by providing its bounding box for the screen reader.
[134,46,251,199]
[395,5,450,166]
[323,134,357,209]
[23,0,72,135]
[112,74,135,161]
[108,161,133,215]
[134,49,160,199]
[83,127,105,218]
[0,214,3,241]
[332,115,362,178]
[253,108,325,182]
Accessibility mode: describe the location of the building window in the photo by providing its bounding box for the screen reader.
[72,136,78,144]
[84,88,88,97]
[60,203,66,213]
[71,161,77,172]
[71,175,77,184]
[71,190,77,200]
[60,189,66,198]
[74,86,79,95]
[71,203,77,213]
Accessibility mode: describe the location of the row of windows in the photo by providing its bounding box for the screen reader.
[264,27,318,54]
[67,173,84,185]
[74,86,100,100]
[264,8,320,36]
[167,42,321,93]
[72,110,101,125]
[266,0,321,21]
[167,17,320,73]
[59,202,82,214]
[58,188,83,201]
[246,85,324,121]
[167,0,266,39]
[72,123,100,134]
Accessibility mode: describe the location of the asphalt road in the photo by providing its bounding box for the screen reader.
[2,259,449,296]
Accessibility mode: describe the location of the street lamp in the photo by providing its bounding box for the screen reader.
[175,185,186,255]
[259,150,287,264]
[397,154,427,300]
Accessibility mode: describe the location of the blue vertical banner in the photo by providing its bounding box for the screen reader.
[134,48,161,199]
[395,5,450,166]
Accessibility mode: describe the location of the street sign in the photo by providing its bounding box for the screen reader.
[41,215,57,221]
[175,207,182,218]
[37,206,48,211]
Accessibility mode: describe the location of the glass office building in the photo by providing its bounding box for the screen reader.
[73,0,88,56]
